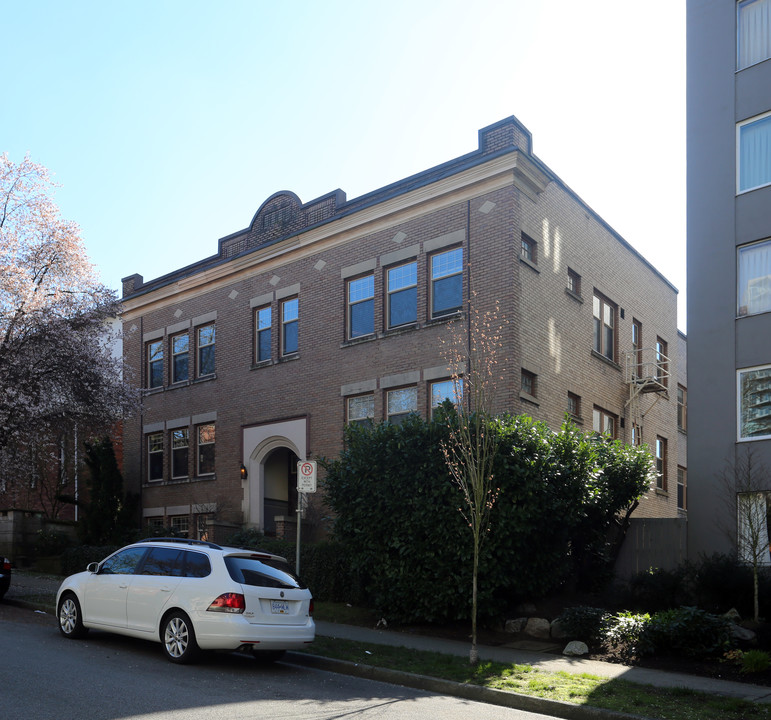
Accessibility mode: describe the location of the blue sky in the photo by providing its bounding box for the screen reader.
[2,1,686,327]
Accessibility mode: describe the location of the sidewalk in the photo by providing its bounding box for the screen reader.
[8,571,771,709]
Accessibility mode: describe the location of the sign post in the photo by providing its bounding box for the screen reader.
[296,460,317,575]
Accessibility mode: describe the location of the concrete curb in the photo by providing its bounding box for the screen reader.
[285,652,648,720]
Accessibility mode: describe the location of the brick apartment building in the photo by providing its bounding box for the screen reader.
[120,116,685,550]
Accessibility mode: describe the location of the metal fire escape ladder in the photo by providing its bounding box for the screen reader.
[624,348,670,443]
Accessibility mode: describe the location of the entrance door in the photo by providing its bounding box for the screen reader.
[263,447,299,535]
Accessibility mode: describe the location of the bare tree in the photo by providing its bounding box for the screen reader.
[719,445,771,622]
[439,298,504,664]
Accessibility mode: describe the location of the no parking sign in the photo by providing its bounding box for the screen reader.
[297,460,317,493]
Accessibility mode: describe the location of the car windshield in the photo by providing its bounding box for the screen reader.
[224,555,306,589]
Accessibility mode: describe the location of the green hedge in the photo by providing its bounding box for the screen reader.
[321,412,652,624]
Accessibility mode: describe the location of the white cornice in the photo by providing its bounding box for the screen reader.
[122,151,550,318]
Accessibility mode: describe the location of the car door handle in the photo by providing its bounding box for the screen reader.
[161,587,171,592]
[119,583,128,589]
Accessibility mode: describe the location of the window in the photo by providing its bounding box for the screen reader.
[147,340,164,388]
[677,466,687,511]
[171,515,189,538]
[567,268,581,296]
[255,306,272,361]
[101,547,146,575]
[387,387,417,424]
[387,261,417,328]
[197,423,215,476]
[677,385,687,432]
[632,319,643,378]
[592,407,616,438]
[521,232,536,264]
[171,333,189,384]
[171,428,189,479]
[738,240,771,316]
[347,394,375,425]
[281,297,299,355]
[655,436,668,491]
[738,112,771,193]
[738,0,771,70]
[347,275,374,338]
[631,422,642,446]
[655,337,669,386]
[430,379,462,416]
[738,492,771,565]
[147,432,164,481]
[567,392,581,418]
[140,547,183,576]
[146,516,164,532]
[431,248,463,317]
[593,293,616,361]
[197,324,215,377]
[738,364,771,440]
[520,369,537,398]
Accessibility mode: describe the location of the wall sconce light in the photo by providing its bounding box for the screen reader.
[240,463,248,480]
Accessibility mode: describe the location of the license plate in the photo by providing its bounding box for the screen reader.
[271,600,290,614]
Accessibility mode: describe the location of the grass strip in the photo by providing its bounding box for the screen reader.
[302,636,771,720]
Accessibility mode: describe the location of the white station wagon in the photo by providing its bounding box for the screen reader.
[56,538,315,663]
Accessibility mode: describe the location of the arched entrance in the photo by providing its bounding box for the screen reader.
[241,417,307,534]
[262,446,299,535]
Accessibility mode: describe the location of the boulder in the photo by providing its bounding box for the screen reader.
[524,617,551,639]
[730,624,757,642]
[563,641,589,657]
[550,618,570,639]
[504,618,527,634]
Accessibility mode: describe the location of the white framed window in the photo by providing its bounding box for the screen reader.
[281,297,299,355]
[567,268,581,296]
[255,306,272,362]
[430,379,462,416]
[347,275,375,339]
[738,0,771,70]
[738,111,771,193]
[171,333,189,384]
[738,492,771,565]
[739,240,771,316]
[197,423,215,475]
[431,248,463,318]
[197,324,215,377]
[171,428,189,479]
[387,387,417,424]
[655,436,668,491]
[738,364,771,440]
[147,432,164,481]
[592,406,616,438]
[593,292,616,361]
[171,515,189,538]
[347,394,375,425]
[387,261,417,328]
[677,466,687,511]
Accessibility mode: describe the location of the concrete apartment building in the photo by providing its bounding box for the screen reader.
[120,116,684,551]
[688,0,771,560]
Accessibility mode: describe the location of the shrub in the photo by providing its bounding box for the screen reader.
[556,606,611,646]
[642,606,733,658]
[603,611,652,659]
[625,566,691,612]
[35,530,73,556]
[741,650,771,674]
[61,545,118,576]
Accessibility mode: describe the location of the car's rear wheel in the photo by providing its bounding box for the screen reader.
[251,649,286,663]
[161,611,200,664]
[58,593,88,639]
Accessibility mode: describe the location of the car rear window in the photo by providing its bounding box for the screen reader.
[224,555,305,589]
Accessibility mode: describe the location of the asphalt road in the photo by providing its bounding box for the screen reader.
[1,603,557,720]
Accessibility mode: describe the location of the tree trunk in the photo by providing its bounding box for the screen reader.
[470,535,479,665]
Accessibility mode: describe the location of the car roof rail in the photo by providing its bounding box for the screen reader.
[144,537,223,550]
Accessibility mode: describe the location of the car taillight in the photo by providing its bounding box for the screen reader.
[207,593,245,613]
[2,559,10,572]
[309,599,314,617]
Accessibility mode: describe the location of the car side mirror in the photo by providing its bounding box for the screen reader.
[87,562,99,574]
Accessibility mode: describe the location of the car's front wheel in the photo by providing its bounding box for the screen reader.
[58,593,88,639]
[161,611,200,664]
